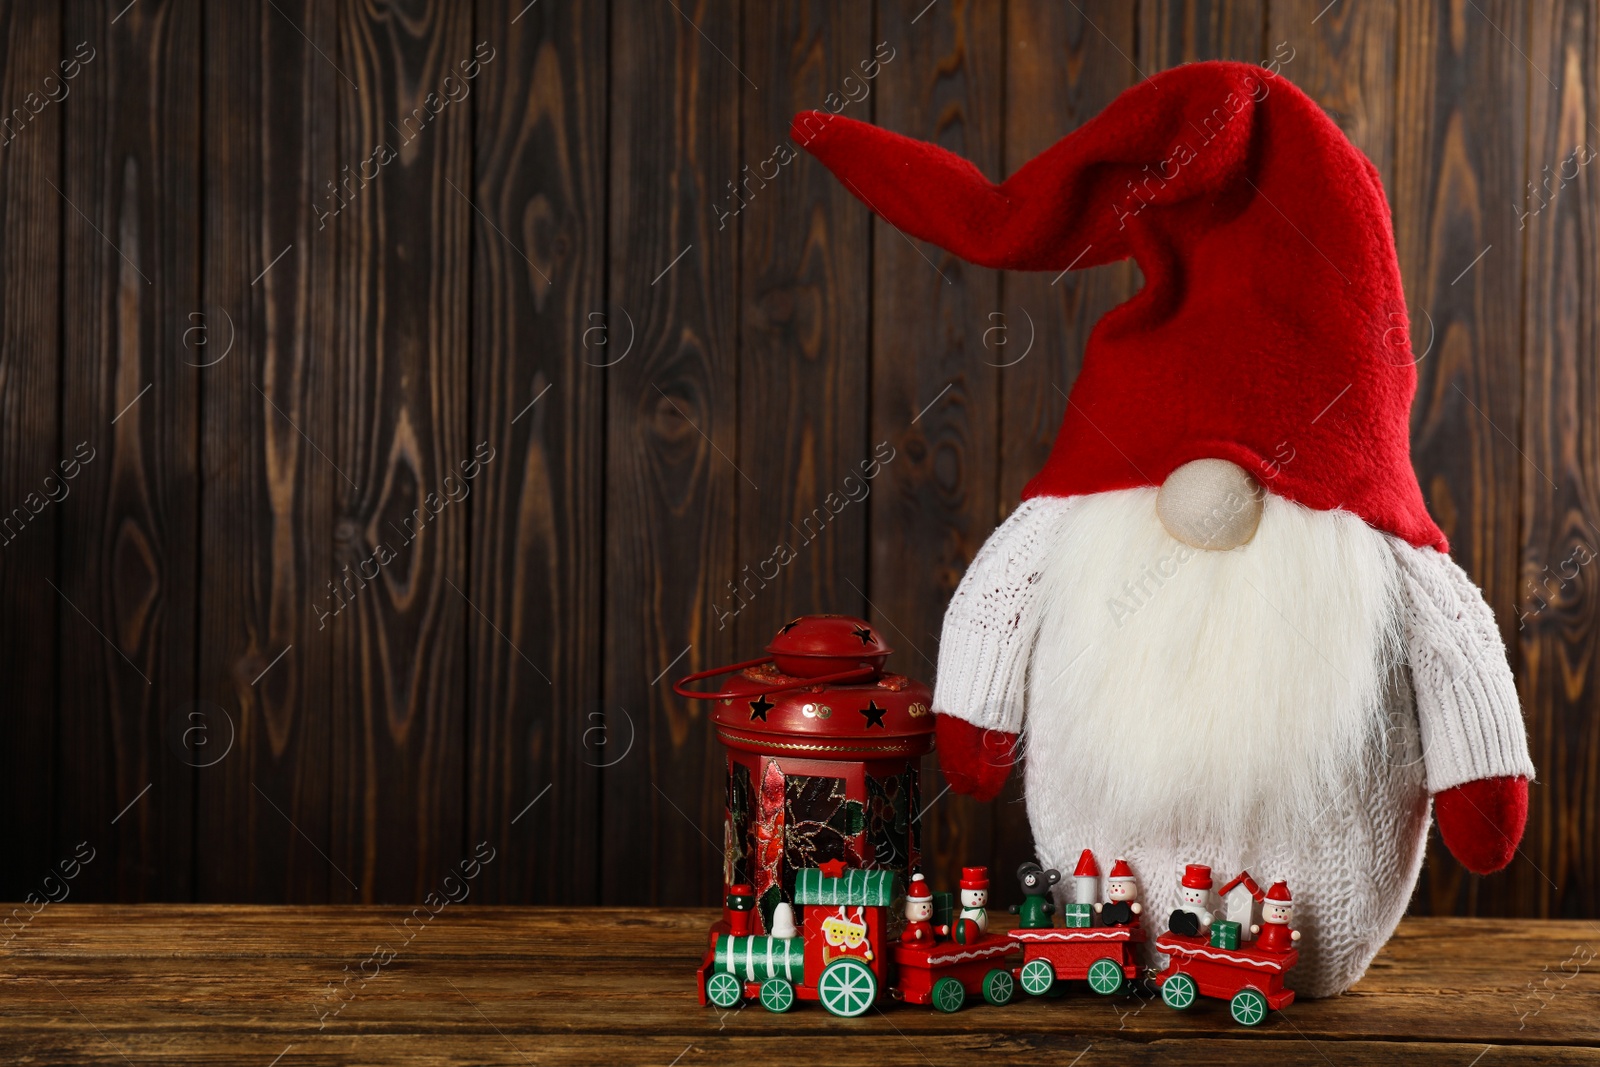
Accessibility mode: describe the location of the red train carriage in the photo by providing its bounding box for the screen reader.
[1154,931,1297,1026]
[892,935,1017,1012]
[1009,923,1144,997]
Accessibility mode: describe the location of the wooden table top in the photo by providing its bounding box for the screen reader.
[1,907,1596,1065]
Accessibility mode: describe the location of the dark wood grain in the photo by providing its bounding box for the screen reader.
[603,0,742,905]
[56,0,199,900]
[1522,0,1600,920]
[464,0,607,907]
[195,0,337,903]
[1141,0,1267,66]
[0,907,1595,1064]
[1393,0,1533,917]
[870,0,1004,893]
[0,0,62,902]
[735,3,872,680]
[324,0,472,904]
[3,0,1598,922]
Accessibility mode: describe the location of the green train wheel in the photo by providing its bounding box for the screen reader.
[1087,957,1125,996]
[1231,987,1268,1026]
[1019,958,1056,996]
[982,968,1015,1006]
[817,957,876,1018]
[705,971,742,1008]
[760,977,795,1013]
[1161,972,1197,1011]
[931,976,966,1013]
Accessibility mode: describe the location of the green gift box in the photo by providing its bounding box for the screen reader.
[1210,920,1241,949]
[1062,903,1094,929]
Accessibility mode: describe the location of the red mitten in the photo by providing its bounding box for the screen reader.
[1434,776,1528,874]
[934,714,1016,802]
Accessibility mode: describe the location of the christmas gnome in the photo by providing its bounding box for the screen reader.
[792,61,1534,996]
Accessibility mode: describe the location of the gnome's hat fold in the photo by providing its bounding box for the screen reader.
[793,60,1444,551]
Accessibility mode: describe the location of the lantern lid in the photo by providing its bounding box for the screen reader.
[765,614,892,678]
[710,660,933,758]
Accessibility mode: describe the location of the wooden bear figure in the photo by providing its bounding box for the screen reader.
[1008,861,1060,929]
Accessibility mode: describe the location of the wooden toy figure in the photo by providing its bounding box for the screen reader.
[1250,881,1302,953]
[942,867,989,943]
[1095,858,1142,927]
[902,874,938,944]
[1168,865,1214,937]
[726,884,755,937]
[1009,862,1060,929]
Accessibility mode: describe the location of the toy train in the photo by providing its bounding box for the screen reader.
[697,860,1018,1016]
[697,853,1302,1025]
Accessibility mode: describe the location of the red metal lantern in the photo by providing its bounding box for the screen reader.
[676,615,934,933]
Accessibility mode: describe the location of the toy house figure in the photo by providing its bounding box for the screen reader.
[1250,881,1302,953]
[1218,871,1265,941]
[1010,862,1060,929]
[902,874,938,944]
[1095,858,1143,927]
[1168,864,1215,937]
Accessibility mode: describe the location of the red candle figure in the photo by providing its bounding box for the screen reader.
[1251,882,1302,954]
[902,873,937,944]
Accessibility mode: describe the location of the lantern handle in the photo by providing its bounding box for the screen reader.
[673,656,878,701]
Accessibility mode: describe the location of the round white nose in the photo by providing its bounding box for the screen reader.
[1156,458,1264,550]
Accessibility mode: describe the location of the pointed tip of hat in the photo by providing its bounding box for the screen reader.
[1073,849,1099,877]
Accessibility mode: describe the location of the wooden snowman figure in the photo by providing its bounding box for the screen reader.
[1095,858,1143,927]
[945,866,989,944]
[1168,864,1215,937]
[1251,881,1303,954]
[901,874,938,944]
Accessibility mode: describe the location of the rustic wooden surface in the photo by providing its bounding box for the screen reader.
[1,908,1597,1065]
[0,0,1596,917]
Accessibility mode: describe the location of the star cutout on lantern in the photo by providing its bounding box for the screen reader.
[748,696,774,722]
[861,701,887,728]
[779,619,801,634]
[852,626,874,645]
[818,858,849,879]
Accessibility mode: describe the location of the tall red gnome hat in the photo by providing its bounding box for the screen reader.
[792,60,1445,552]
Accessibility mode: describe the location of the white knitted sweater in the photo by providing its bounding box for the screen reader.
[933,497,1535,997]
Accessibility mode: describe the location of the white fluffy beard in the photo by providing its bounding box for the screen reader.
[1021,487,1406,842]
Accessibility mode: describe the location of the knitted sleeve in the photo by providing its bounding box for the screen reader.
[932,497,1074,734]
[1391,542,1535,793]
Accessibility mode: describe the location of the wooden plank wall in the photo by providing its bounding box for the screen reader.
[0,0,1595,919]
